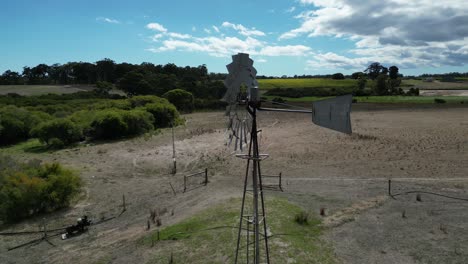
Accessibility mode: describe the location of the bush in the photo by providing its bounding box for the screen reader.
[89,110,128,140]
[88,109,154,140]
[144,102,181,128]
[0,106,51,145]
[434,98,446,104]
[163,89,195,113]
[0,162,82,223]
[31,119,83,146]
[294,210,310,225]
[128,95,169,108]
[95,81,114,94]
[331,73,345,80]
[121,109,154,136]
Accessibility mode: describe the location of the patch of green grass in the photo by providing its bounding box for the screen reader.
[0,85,94,96]
[0,139,49,153]
[140,197,335,264]
[258,78,357,89]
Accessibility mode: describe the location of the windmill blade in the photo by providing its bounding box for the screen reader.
[312,94,352,134]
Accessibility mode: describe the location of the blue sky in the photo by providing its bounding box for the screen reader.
[1,0,467,76]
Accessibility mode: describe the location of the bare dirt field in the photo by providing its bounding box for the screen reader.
[1,104,468,264]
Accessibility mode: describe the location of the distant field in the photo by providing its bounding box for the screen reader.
[265,95,468,104]
[257,78,468,91]
[0,85,94,95]
[258,78,357,89]
[401,80,468,90]
[0,85,126,96]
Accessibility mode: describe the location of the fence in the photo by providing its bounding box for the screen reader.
[262,172,283,191]
[183,168,208,193]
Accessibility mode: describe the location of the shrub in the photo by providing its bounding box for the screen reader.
[0,106,50,145]
[434,98,446,104]
[31,119,82,147]
[294,210,310,225]
[121,109,154,136]
[144,102,181,128]
[95,81,114,94]
[163,89,195,113]
[331,73,345,80]
[89,110,128,140]
[0,162,82,223]
[128,95,169,108]
[88,109,154,140]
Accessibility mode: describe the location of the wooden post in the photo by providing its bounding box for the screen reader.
[183,176,187,193]
[172,124,177,174]
[388,180,391,196]
[204,168,208,186]
[279,172,283,192]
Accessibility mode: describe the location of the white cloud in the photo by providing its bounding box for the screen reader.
[221,22,266,37]
[192,26,197,32]
[151,34,164,42]
[96,17,120,24]
[144,21,311,64]
[168,32,191,39]
[282,0,468,69]
[257,58,268,63]
[260,45,311,56]
[146,23,167,32]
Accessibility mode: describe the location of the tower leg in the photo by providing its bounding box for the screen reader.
[234,106,270,264]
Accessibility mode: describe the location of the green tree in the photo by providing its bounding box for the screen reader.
[96,58,116,83]
[374,74,389,95]
[118,71,154,95]
[365,62,387,80]
[331,73,345,80]
[163,89,194,113]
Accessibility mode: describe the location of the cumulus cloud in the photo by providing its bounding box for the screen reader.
[144,21,311,61]
[147,35,310,58]
[167,32,191,39]
[282,0,468,69]
[221,22,266,37]
[146,23,167,32]
[96,17,120,24]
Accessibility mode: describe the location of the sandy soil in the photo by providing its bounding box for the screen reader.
[1,104,468,263]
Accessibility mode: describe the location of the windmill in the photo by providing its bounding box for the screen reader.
[222,53,353,264]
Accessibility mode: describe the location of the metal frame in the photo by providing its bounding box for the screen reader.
[234,103,270,264]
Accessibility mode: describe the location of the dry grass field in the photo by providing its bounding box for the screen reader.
[1,104,468,263]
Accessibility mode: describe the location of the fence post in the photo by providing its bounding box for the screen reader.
[183,176,187,193]
[279,172,283,192]
[204,168,208,186]
[388,180,391,196]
